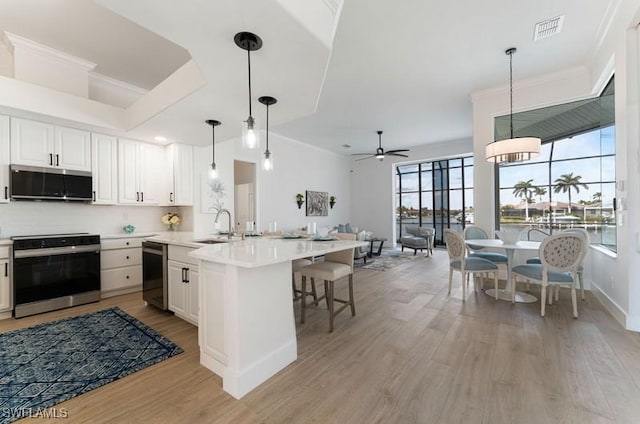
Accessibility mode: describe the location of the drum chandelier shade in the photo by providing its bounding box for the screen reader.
[206,119,221,179]
[235,32,262,150]
[259,96,277,171]
[485,48,541,164]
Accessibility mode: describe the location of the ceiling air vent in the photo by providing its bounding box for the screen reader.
[534,15,565,41]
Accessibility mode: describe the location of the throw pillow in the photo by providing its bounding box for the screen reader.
[338,224,346,233]
[345,223,353,233]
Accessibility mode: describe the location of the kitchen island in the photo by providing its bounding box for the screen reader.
[189,236,367,399]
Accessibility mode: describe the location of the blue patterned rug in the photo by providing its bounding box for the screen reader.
[0,307,182,423]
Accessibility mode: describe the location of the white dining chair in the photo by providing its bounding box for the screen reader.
[444,229,499,301]
[512,233,587,317]
[463,226,508,265]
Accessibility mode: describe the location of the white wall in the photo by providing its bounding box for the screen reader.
[192,131,352,235]
[351,137,472,244]
[0,202,172,237]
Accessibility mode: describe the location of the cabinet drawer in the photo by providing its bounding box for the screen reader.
[168,245,198,265]
[101,248,141,269]
[101,238,144,250]
[0,247,9,259]
[101,266,142,292]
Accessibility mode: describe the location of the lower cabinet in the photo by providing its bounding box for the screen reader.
[100,237,144,298]
[0,246,11,313]
[168,245,199,326]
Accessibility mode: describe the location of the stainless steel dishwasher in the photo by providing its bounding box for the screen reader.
[142,241,168,310]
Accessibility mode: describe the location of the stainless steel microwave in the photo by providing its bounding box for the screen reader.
[10,165,93,201]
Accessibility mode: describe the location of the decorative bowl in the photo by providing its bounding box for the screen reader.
[123,225,135,234]
[495,230,520,244]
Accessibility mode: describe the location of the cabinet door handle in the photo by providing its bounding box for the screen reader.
[4,186,7,200]
[126,242,130,246]
[181,267,187,283]
[55,154,59,166]
[136,192,140,202]
[126,275,130,279]
[170,192,174,202]
[141,192,144,202]
[92,191,96,202]
[185,268,190,283]
[126,255,130,260]
[49,153,53,165]
[4,263,7,277]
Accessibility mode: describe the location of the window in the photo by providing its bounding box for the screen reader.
[396,156,473,245]
[496,77,615,250]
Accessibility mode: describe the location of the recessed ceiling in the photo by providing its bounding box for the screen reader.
[0,0,191,89]
[0,0,619,154]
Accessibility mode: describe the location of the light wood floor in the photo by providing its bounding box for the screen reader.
[5,249,640,423]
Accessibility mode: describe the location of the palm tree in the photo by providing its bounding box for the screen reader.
[534,186,547,202]
[592,192,602,205]
[553,173,588,213]
[513,179,534,221]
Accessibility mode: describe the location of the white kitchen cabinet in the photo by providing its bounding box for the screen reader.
[10,118,90,171]
[164,143,194,206]
[118,139,163,205]
[91,133,118,204]
[168,245,199,326]
[0,115,9,203]
[0,247,11,312]
[100,237,144,298]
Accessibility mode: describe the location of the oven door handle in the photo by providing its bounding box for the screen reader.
[14,244,101,259]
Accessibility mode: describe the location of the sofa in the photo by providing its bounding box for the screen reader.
[399,226,435,256]
[331,223,369,263]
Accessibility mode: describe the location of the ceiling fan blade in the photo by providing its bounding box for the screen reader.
[351,153,375,156]
[386,153,409,158]
[355,155,376,161]
[385,149,410,154]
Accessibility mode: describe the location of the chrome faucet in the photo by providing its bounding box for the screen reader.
[214,208,233,239]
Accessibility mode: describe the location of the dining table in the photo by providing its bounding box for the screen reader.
[464,239,541,303]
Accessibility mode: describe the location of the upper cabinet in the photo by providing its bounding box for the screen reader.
[91,133,118,205]
[165,143,194,206]
[118,139,164,205]
[10,118,90,172]
[0,115,9,203]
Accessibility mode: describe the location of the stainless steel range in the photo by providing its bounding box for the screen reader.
[12,233,101,318]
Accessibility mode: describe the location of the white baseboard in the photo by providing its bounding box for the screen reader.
[591,281,629,329]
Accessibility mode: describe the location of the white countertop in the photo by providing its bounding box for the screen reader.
[144,231,240,248]
[189,237,368,268]
[100,232,158,240]
[0,239,11,246]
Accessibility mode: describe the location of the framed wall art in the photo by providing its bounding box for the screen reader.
[305,190,328,216]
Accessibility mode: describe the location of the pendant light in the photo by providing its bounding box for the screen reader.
[235,31,262,149]
[259,96,277,171]
[206,119,221,179]
[485,47,541,163]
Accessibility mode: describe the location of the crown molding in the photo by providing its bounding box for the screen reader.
[4,31,96,71]
[89,72,148,95]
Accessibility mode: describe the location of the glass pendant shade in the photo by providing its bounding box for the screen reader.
[209,163,218,179]
[242,116,259,149]
[263,150,273,171]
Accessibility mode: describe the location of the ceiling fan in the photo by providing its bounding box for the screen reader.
[352,130,410,161]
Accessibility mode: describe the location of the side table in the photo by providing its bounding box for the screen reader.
[365,237,387,258]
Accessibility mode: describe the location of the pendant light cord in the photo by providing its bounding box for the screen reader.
[509,50,514,139]
[265,103,269,151]
[247,47,253,117]
[212,126,215,164]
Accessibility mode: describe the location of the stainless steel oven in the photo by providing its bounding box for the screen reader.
[12,233,101,318]
[142,241,168,311]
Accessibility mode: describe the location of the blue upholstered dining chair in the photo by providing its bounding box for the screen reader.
[462,226,508,265]
[525,228,588,300]
[444,229,499,301]
[511,232,587,317]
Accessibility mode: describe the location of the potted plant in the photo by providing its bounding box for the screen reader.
[329,195,336,209]
[296,193,304,209]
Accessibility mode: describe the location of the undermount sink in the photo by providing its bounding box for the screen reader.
[193,239,228,244]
